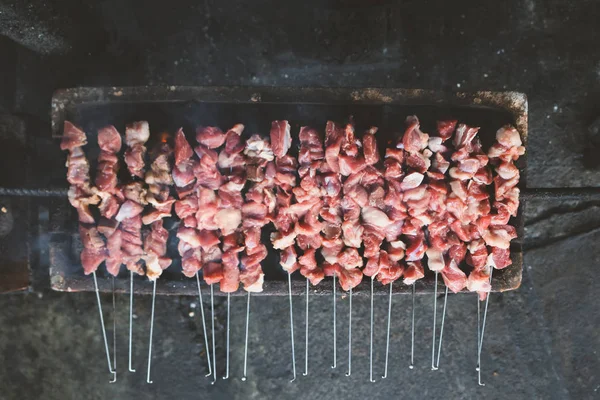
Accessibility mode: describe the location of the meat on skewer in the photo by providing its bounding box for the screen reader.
[143,133,175,384]
[61,121,116,381]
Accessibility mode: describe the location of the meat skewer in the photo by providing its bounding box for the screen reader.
[96,124,126,381]
[61,121,116,382]
[122,121,150,374]
[173,128,213,377]
[143,134,176,384]
[294,125,327,376]
[475,125,523,385]
[268,121,301,381]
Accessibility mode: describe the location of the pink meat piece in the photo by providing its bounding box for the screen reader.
[338,248,363,269]
[406,152,431,173]
[79,224,105,250]
[271,230,297,250]
[425,248,445,272]
[362,206,391,230]
[387,240,406,262]
[296,234,322,250]
[364,254,380,278]
[214,208,242,236]
[339,154,366,176]
[495,125,523,148]
[98,125,122,154]
[172,160,196,187]
[302,267,325,286]
[197,230,220,251]
[106,230,122,276]
[182,250,202,278]
[403,261,425,285]
[437,120,457,142]
[177,227,202,247]
[124,145,146,178]
[489,246,512,269]
[405,234,427,262]
[125,121,150,147]
[401,172,424,190]
[441,259,467,293]
[196,126,226,149]
[221,250,241,292]
[98,193,120,219]
[224,125,246,154]
[453,123,480,151]
[270,120,292,158]
[280,246,300,274]
[467,267,491,300]
[362,128,380,165]
[401,116,429,153]
[377,261,404,285]
[174,128,194,165]
[175,196,199,219]
[384,158,404,180]
[467,239,488,269]
[203,262,224,285]
[61,121,88,151]
[363,228,385,259]
[428,136,447,153]
[81,247,108,275]
[337,266,363,291]
[66,147,91,187]
[482,224,517,249]
[115,200,144,222]
[325,121,344,173]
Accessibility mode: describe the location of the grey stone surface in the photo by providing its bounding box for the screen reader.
[2,0,600,398]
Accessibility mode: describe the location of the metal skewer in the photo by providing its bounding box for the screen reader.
[477,268,494,386]
[287,272,297,382]
[146,279,157,384]
[128,270,136,373]
[223,292,230,380]
[345,287,352,377]
[92,271,116,382]
[242,291,250,381]
[382,281,393,379]
[331,274,337,369]
[431,272,439,371]
[111,276,117,383]
[210,284,217,385]
[195,273,212,377]
[435,286,448,369]
[476,294,481,372]
[409,282,415,369]
[369,277,375,382]
[303,277,309,376]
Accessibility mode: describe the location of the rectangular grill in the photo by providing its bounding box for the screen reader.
[48,86,527,295]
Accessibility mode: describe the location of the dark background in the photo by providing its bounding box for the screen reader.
[1,0,599,399]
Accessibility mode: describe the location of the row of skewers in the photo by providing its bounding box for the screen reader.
[60,115,523,385]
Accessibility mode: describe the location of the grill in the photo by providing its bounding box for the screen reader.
[40,86,530,296]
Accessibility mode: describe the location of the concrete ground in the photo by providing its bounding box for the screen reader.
[1,0,600,399]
